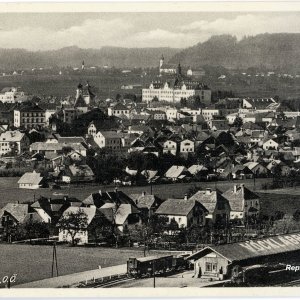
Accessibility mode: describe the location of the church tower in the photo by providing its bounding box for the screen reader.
[177,62,182,76]
[159,54,164,69]
[81,60,85,70]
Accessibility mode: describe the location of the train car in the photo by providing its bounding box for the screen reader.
[128,254,186,278]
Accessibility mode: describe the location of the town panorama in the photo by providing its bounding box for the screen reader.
[1,10,300,290]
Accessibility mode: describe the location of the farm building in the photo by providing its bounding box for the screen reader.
[188,233,300,280]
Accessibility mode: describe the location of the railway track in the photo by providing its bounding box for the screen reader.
[92,277,135,288]
[275,279,300,287]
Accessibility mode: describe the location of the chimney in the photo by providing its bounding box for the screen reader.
[184,194,188,200]
[233,185,238,193]
[205,188,212,195]
[142,191,146,196]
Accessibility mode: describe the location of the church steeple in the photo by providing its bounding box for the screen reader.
[177,62,182,76]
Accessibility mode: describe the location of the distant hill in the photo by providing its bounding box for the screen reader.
[0,46,181,70]
[169,33,300,72]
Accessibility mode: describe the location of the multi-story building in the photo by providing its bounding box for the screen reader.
[94,130,122,150]
[201,109,220,122]
[107,103,130,118]
[14,104,46,129]
[142,80,211,104]
[0,130,30,156]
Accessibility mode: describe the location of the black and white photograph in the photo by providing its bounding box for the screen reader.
[0,2,300,293]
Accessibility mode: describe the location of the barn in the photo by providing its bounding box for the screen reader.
[188,233,300,280]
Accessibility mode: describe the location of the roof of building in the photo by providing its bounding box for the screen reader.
[129,192,162,210]
[222,185,259,212]
[57,136,87,145]
[98,131,121,139]
[165,165,188,178]
[17,172,43,185]
[155,198,208,216]
[0,203,31,223]
[112,103,128,111]
[189,190,229,214]
[60,206,97,226]
[188,233,300,263]
[30,142,86,152]
[188,165,208,175]
[83,190,137,208]
[100,203,139,225]
[0,130,25,142]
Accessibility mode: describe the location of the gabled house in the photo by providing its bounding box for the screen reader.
[164,165,190,182]
[129,191,163,219]
[243,161,268,177]
[155,197,208,228]
[108,103,130,118]
[58,206,111,245]
[0,203,42,232]
[163,140,178,156]
[222,184,260,223]
[263,139,279,151]
[180,139,195,154]
[189,188,231,226]
[0,130,30,156]
[18,171,45,189]
[59,164,95,183]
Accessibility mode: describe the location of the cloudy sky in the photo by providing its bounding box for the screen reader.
[0,12,299,50]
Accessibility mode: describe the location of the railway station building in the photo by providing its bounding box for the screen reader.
[188,233,300,280]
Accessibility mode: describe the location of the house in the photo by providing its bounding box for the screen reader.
[30,142,87,158]
[243,162,268,177]
[94,130,122,150]
[222,184,260,223]
[189,189,231,226]
[59,164,94,183]
[188,233,300,280]
[108,103,130,118]
[82,190,141,232]
[129,191,163,219]
[188,165,208,177]
[266,160,291,176]
[164,165,190,181]
[0,130,30,156]
[155,197,208,228]
[262,139,279,151]
[99,203,141,233]
[17,172,45,189]
[31,196,82,225]
[163,140,178,155]
[58,206,111,245]
[0,203,42,234]
[180,139,195,154]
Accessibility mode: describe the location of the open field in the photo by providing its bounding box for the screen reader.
[0,243,175,285]
[0,177,273,208]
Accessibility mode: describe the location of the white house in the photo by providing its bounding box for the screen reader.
[180,139,195,154]
[18,172,44,189]
[163,140,177,155]
[0,130,30,156]
[262,139,279,151]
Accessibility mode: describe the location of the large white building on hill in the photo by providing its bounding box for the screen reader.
[142,79,211,104]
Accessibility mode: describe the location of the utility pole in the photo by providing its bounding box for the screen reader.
[51,242,59,277]
[152,260,156,288]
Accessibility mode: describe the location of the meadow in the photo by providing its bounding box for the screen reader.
[0,177,273,208]
[0,243,174,285]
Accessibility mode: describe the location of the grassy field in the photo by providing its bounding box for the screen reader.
[0,244,175,285]
[0,177,273,208]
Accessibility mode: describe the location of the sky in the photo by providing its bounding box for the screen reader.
[0,12,299,50]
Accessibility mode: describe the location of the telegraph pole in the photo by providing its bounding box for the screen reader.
[51,242,59,277]
[152,260,156,288]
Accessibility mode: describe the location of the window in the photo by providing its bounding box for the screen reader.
[206,263,212,271]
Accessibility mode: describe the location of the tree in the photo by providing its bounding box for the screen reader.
[57,209,88,246]
[232,116,243,128]
[180,98,187,107]
[293,210,300,222]
[24,220,50,242]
